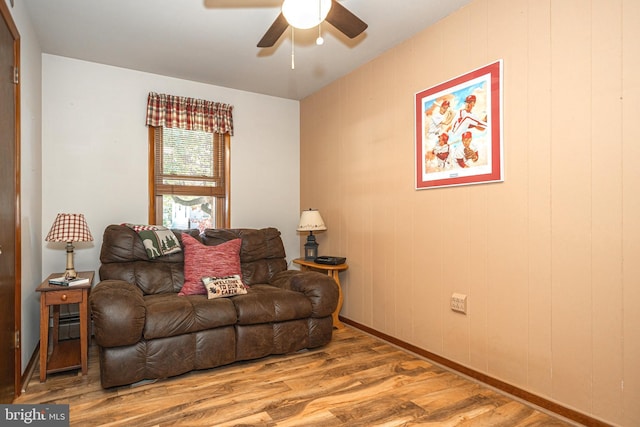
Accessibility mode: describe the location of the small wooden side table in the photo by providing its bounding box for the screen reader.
[293,258,348,329]
[36,270,94,382]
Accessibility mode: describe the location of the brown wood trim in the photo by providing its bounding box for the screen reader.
[0,1,19,37]
[20,343,38,394]
[223,133,231,227]
[1,0,22,400]
[147,126,156,223]
[155,185,225,197]
[13,34,21,401]
[340,316,613,427]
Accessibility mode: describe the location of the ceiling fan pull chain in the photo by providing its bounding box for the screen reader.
[316,0,324,45]
[317,22,324,45]
[291,27,295,70]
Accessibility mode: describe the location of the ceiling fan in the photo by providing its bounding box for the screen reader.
[203,0,367,48]
[258,0,368,48]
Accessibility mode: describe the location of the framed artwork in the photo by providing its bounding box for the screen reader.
[415,60,503,190]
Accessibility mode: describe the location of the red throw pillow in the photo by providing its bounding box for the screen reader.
[179,233,242,296]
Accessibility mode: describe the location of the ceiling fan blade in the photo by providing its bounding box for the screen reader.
[257,12,289,47]
[325,0,367,39]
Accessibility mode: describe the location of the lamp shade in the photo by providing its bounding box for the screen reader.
[282,0,332,30]
[45,213,94,243]
[297,209,327,232]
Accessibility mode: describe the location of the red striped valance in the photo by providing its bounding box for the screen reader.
[145,92,234,135]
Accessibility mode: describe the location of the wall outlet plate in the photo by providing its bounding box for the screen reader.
[451,293,467,314]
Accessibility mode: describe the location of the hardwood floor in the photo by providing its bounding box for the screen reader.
[16,327,578,426]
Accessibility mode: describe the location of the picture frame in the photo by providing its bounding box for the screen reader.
[415,60,503,190]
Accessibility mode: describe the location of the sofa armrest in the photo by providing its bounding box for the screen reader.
[269,270,338,318]
[90,280,146,348]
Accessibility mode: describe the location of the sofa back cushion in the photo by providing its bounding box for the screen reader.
[99,225,288,294]
[201,228,287,285]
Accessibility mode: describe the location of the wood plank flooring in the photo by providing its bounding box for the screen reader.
[15,327,579,426]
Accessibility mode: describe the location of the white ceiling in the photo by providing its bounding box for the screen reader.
[23,0,472,100]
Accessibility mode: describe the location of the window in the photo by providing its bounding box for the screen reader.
[149,126,230,231]
[145,92,233,230]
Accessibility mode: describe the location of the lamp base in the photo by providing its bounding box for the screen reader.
[64,269,77,280]
[64,242,77,280]
[304,233,319,260]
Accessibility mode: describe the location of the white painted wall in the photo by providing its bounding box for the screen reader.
[41,54,301,281]
[5,0,44,375]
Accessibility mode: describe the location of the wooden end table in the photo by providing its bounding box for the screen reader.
[36,270,94,382]
[293,258,348,329]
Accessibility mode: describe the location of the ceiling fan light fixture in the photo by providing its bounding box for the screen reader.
[282,0,332,30]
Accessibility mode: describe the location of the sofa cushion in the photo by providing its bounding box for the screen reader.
[99,225,200,295]
[233,284,312,325]
[143,293,238,340]
[201,228,287,285]
[179,234,242,296]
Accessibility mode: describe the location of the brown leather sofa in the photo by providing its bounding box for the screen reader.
[90,225,339,388]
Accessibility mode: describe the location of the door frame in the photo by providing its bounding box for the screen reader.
[0,0,22,400]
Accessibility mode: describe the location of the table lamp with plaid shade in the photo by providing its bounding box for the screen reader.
[45,213,93,279]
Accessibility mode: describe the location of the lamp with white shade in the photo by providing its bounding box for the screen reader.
[297,209,327,260]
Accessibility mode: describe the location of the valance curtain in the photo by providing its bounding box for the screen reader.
[145,92,234,135]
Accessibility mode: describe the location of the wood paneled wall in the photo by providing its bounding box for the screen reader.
[300,0,639,425]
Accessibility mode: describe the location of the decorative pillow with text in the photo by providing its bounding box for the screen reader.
[178,233,242,296]
[202,275,247,299]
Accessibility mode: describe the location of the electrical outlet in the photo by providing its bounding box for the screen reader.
[451,293,467,314]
